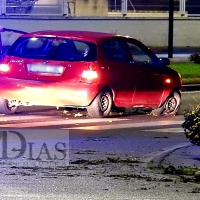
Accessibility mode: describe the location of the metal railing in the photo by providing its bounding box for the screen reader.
[186,0,200,16]
[0,0,200,17]
[109,0,180,12]
[0,0,73,16]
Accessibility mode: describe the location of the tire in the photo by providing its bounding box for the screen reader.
[151,91,181,116]
[0,99,19,114]
[87,89,113,118]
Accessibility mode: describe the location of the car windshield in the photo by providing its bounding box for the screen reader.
[8,37,97,61]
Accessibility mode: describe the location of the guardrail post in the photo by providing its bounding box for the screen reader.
[62,0,69,16]
[1,0,6,15]
[180,0,186,16]
[121,0,127,17]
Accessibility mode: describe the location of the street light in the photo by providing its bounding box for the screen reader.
[168,0,174,58]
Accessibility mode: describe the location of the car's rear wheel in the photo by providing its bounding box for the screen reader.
[151,91,181,116]
[87,89,113,118]
[0,99,19,114]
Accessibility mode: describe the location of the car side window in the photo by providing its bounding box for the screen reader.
[126,41,152,64]
[18,38,46,57]
[103,40,127,62]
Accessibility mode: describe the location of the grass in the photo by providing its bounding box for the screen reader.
[162,165,199,176]
[169,62,200,84]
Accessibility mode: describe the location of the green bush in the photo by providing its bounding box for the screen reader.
[188,53,200,64]
[182,105,200,146]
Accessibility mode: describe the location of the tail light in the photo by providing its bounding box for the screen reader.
[80,70,98,83]
[0,64,9,72]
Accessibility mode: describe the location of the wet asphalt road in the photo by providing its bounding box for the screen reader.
[0,106,200,199]
[0,88,199,199]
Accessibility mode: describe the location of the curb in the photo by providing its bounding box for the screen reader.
[140,142,193,168]
[182,84,200,91]
[169,57,190,63]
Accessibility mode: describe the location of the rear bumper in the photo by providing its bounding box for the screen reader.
[0,76,99,107]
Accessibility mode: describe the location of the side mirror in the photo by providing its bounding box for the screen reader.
[158,57,170,66]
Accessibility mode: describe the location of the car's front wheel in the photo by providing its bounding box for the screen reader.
[0,99,19,114]
[151,91,181,116]
[87,89,113,118]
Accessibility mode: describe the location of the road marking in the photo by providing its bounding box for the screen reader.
[142,127,184,133]
[0,118,129,128]
[0,115,55,121]
[0,114,184,130]
[66,121,183,130]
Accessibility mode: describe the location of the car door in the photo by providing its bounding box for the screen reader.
[99,38,138,106]
[125,38,166,107]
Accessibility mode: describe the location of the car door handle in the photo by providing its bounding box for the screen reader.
[43,60,49,64]
[111,69,118,73]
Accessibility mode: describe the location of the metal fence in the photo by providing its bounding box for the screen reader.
[185,0,200,16]
[109,0,180,12]
[0,0,72,16]
[0,0,200,17]
[109,0,200,17]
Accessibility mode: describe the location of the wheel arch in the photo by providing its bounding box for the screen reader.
[88,85,115,106]
[86,86,114,118]
[152,87,181,116]
[170,87,181,97]
[160,87,181,107]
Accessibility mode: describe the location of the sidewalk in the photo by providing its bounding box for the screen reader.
[153,46,200,63]
[145,141,200,168]
[146,142,200,183]
[160,144,200,168]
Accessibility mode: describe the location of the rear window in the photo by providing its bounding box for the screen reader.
[8,37,97,61]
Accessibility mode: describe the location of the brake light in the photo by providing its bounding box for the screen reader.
[0,64,9,72]
[81,70,98,83]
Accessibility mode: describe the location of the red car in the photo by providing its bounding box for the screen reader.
[0,30,182,118]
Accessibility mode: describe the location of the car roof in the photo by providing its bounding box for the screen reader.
[20,30,125,43]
